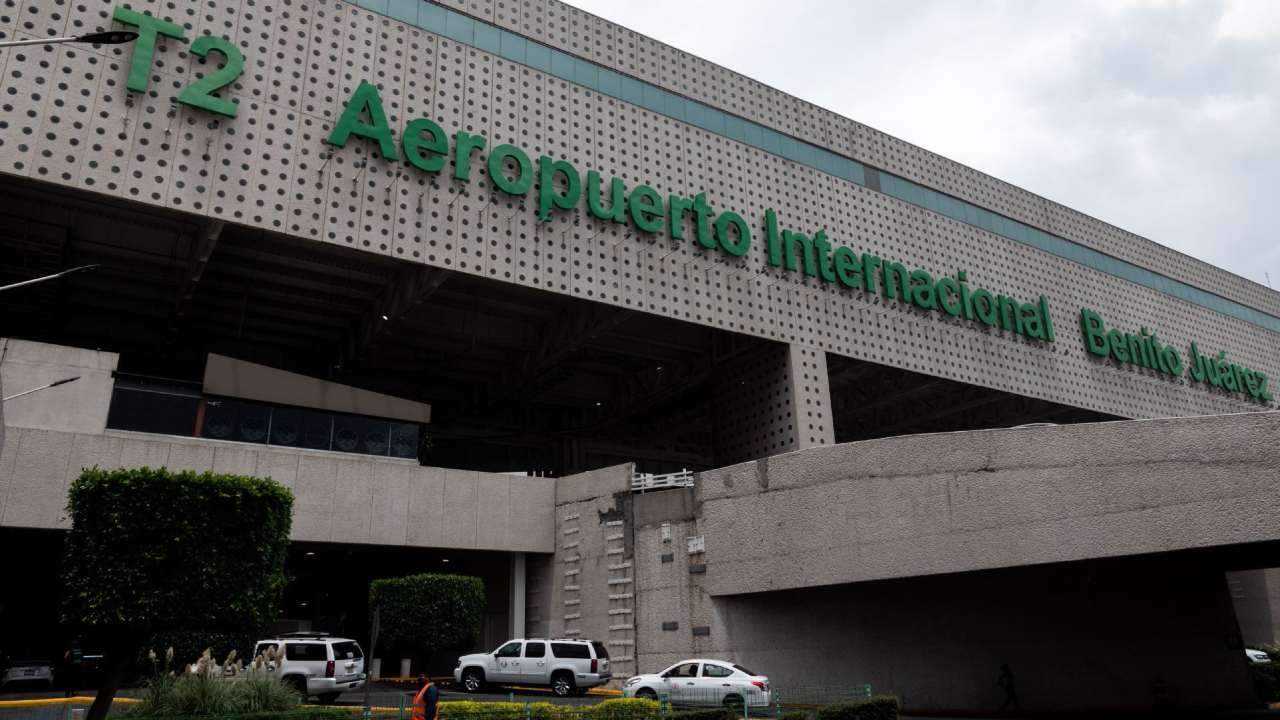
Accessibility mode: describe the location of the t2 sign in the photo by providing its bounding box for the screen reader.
[111,6,245,118]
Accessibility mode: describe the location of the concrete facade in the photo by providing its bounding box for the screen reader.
[0,424,555,552]
[699,412,1280,595]
[0,338,119,436]
[0,0,1277,431]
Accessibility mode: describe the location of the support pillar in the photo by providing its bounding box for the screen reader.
[712,342,834,466]
[510,552,526,639]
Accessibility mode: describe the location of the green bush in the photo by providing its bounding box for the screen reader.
[669,709,733,720]
[64,467,293,720]
[780,712,811,720]
[1251,661,1280,702]
[115,710,352,720]
[815,696,898,720]
[369,573,485,661]
[592,698,660,720]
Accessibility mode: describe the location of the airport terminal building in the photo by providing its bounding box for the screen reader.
[2,0,1280,712]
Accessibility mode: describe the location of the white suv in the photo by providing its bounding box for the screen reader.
[253,633,366,704]
[454,638,611,697]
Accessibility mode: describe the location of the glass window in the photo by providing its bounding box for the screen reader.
[473,22,500,54]
[702,664,732,678]
[524,642,545,658]
[389,422,419,459]
[550,642,590,659]
[665,93,686,122]
[732,664,757,676]
[386,0,415,23]
[497,642,522,658]
[270,406,333,451]
[443,10,475,43]
[575,60,598,90]
[332,415,389,456]
[106,384,200,437]
[590,641,609,660]
[361,0,389,13]
[743,121,762,148]
[667,662,699,678]
[253,642,281,660]
[417,2,447,33]
[526,42,551,71]
[620,76,643,105]
[499,30,526,63]
[202,398,270,444]
[332,641,363,659]
[641,83,664,113]
[285,643,327,662]
[597,68,622,97]
[550,50,574,81]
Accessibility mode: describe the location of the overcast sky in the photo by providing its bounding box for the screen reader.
[569,0,1280,290]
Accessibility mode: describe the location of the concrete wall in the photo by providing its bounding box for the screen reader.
[699,412,1280,596]
[203,353,431,423]
[705,556,1254,713]
[0,338,118,435]
[0,427,556,553]
[550,464,636,678]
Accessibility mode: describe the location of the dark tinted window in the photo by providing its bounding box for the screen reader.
[270,406,333,450]
[203,398,270,444]
[703,664,732,678]
[333,414,389,455]
[732,665,757,676]
[590,641,609,660]
[669,663,699,678]
[332,642,363,659]
[550,643,590,659]
[285,643,327,661]
[496,642,522,658]
[390,422,419,459]
[524,642,545,658]
[106,384,200,436]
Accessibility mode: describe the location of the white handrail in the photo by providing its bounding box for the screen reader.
[631,469,694,493]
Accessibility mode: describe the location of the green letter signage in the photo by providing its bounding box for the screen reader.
[327,81,400,161]
[112,6,187,93]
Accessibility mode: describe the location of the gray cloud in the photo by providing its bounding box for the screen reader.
[568,0,1280,289]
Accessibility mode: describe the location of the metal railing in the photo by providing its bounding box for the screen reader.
[631,470,695,494]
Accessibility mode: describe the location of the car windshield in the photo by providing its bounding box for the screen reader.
[733,664,757,676]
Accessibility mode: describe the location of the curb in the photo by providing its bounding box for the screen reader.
[0,696,141,708]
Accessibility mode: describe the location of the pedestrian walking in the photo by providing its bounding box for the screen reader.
[412,673,439,720]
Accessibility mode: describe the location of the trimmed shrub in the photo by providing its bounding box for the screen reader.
[593,698,661,720]
[815,696,898,720]
[1251,661,1280,702]
[669,709,734,720]
[369,573,485,663]
[65,467,293,720]
[115,710,352,720]
[438,702,562,720]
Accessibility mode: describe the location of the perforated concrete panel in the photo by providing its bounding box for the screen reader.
[712,343,833,466]
[3,0,1279,425]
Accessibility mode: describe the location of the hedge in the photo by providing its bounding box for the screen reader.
[370,573,485,656]
[814,696,898,720]
[668,710,734,720]
[113,710,351,720]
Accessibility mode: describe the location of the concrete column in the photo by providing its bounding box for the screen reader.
[510,552,526,639]
[711,342,834,466]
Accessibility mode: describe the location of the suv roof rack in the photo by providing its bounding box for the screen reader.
[273,631,331,639]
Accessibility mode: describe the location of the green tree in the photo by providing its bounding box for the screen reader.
[369,573,485,670]
[63,467,293,720]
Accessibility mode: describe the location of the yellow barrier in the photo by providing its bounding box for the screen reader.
[0,696,140,708]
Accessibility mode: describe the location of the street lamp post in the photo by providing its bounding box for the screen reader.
[0,30,138,49]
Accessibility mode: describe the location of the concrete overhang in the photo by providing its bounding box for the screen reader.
[698,411,1280,596]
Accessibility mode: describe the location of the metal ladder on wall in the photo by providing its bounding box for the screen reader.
[605,518,635,677]
[561,512,582,637]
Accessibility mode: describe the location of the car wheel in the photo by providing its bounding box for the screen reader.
[462,668,485,693]
[318,692,341,705]
[551,672,575,698]
[287,675,308,699]
[636,688,657,700]
[723,694,744,710]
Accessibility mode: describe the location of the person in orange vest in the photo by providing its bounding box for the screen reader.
[412,673,439,720]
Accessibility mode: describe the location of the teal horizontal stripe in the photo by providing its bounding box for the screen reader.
[354,0,1280,335]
